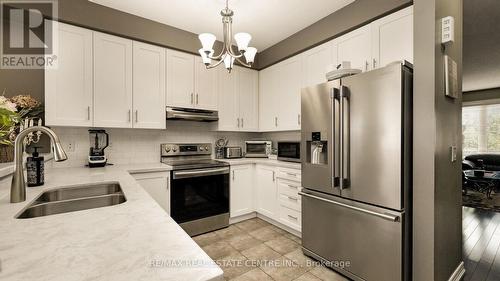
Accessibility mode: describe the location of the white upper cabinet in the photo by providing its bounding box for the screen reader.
[218,66,259,131]
[93,32,133,128]
[238,67,259,131]
[132,41,166,129]
[276,56,302,131]
[194,57,218,110]
[371,6,413,67]
[259,66,279,131]
[302,41,335,88]
[166,49,195,108]
[334,25,372,72]
[217,67,239,131]
[45,22,93,127]
[259,56,301,132]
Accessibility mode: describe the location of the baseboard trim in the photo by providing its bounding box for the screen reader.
[256,213,302,237]
[448,261,465,281]
[229,212,257,224]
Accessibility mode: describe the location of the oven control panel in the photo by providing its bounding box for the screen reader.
[161,143,212,156]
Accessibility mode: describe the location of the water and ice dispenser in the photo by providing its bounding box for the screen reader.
[306,132,328,165]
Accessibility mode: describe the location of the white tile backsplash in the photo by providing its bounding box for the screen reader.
[51,121,260,167]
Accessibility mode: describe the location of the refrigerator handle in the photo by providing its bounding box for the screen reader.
[340,86,351,189]
[332,88,341,187]
[299,192,400,222]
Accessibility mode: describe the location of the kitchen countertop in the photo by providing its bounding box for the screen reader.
[220,158,301,169]
[0,163,223,281]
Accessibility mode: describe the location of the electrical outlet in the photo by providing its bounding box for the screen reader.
[66,140,75,152]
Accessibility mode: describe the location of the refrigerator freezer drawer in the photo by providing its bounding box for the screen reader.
[301,191,405,281]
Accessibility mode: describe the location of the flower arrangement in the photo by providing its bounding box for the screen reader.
[0,89,43,146]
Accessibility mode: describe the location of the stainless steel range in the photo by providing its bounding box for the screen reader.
[161,143,229,236]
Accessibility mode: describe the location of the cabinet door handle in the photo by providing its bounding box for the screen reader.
[166,178,170,190]
[191,93,194,104]
[272,171,275,182]
[237,118,240,128]
[135,110,138,122]
[275,117,278,127]
[372,58,377,69]
[298,114,301,125]
[241,118,244,128]
[196,93,199,105]
[128,110,131,122]
[365,60,369,71]
[87,106,91,120]
[232,170,235,180]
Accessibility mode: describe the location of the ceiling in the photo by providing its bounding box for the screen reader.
[463,0,500,92]
[89,0,355,51]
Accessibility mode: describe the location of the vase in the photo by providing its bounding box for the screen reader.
[0,145,14,163]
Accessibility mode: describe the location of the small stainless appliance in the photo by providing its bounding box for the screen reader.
[224,147,243,159]
[300,62,413,281]
[244,140,272,158]
[277,141,301,163]
[166,107,218,122]
[88,129,108,168]
[161,143,229,236]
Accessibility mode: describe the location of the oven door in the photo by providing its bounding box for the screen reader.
[170,167,230,235]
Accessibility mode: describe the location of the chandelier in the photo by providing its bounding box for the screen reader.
[198,0,257,73]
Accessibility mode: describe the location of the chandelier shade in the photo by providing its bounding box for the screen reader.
[198,0,257,72]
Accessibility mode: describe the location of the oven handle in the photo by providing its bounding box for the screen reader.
[173,167,230,179]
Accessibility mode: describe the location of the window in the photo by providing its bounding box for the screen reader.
[462,104,500,156]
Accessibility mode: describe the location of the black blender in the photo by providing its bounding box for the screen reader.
[88,129,109,168]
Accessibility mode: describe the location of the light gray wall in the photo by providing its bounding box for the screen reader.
[256,0,412,69]
[413,0,463,280]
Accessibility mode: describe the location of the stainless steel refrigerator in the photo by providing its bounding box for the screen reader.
[300,62,412,281]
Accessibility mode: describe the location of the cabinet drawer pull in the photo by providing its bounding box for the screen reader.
[287,184,298,189]
[287,196,298,201]
[288,214,298,220]
[286,172,297,177]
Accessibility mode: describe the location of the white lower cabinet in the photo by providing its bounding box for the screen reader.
[230,164,254,218]
[255,165,278,219]
[132,171,170,214]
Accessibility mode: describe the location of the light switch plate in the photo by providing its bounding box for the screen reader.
[444,55,458,99]
[441,16,455,44]
[450,146,457,163]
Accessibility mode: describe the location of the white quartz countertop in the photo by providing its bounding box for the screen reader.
[221,158,301,169]
[0,163,223,281]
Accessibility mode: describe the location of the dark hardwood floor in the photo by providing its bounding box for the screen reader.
[463,207,500,281]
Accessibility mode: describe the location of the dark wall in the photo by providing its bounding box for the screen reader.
[256,0,413,69]
[463,88,500,104]
[413,0,463,280]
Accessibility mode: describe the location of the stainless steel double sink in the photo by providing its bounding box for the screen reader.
[16,182,126,219]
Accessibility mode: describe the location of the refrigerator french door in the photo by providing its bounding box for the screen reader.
[300,62,412,281]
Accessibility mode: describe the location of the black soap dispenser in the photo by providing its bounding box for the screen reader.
[26,147,44,187]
